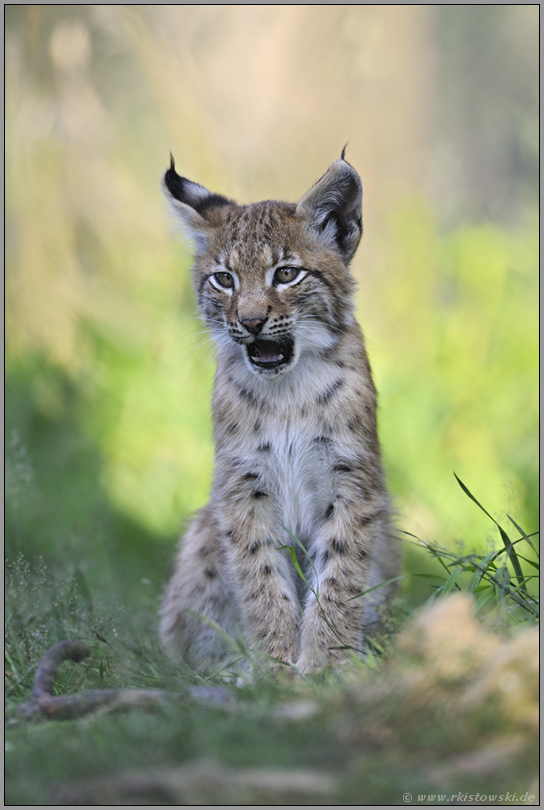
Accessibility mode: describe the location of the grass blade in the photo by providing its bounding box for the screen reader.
[346,575,407,601]
[454,473,496,521]
[276,544,309,587]
[280,525,320,591]
[442,568,463,595]
[454,474,528,595]
[496,525,528,594]
[507,515,539,556]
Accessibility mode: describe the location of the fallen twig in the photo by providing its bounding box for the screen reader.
[8,640,174,723]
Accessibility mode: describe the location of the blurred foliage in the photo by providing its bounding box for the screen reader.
[432,5,539,224]
[5,6,539,599]
[365,199,538,552]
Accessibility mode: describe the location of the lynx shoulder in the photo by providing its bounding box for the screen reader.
[159,153,399,673]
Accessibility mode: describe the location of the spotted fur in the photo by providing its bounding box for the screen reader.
[159,154,399,673]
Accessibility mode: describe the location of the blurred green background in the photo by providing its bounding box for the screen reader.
[5,5,539,605]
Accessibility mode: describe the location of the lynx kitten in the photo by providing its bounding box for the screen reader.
[159,153,399,673]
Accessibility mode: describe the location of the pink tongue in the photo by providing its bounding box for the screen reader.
[259,344,281,363]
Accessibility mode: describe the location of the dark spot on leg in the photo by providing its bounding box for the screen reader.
[347,415,361,432]
[243,472,259,481]
[204,568,217,579]
[258,441,271,452]
[331,538,347,554]
[262,565,272,575]
[322,593,342,606]
[333,464,352,473]
[248,542,260,554]
[252,490,268,499]
[324,503,335,520]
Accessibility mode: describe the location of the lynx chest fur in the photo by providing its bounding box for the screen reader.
[160,154,399,674]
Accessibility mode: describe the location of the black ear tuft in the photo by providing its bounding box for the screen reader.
[340,143,348,162]
[163,156,192,205]
[162,155,235,216]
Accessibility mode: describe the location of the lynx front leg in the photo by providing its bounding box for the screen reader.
[159,506,239,670]
[218,479,301,666]
[297,496,390,674]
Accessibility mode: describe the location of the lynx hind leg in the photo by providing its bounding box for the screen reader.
[159,507,240,671]
[362,519,401,641]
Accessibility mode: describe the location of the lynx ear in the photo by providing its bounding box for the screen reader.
[296,156,363,262]
[162,155,235,245]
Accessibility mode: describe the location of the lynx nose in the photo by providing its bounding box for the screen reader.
[240,316,267,335]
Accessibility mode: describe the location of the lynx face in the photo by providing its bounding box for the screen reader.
[163,157,362,380]
[203,237,314,380]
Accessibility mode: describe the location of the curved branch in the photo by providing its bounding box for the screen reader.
[9,640,174,723]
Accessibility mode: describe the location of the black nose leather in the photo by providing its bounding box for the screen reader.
[240,317,266,335]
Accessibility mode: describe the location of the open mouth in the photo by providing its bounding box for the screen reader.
[246,336,294,371]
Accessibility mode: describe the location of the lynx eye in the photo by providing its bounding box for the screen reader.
[211,272,235,289]
[274,267,302,286]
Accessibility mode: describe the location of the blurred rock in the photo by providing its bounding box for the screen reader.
[55,760,337,806]
[339,594,539,741]
[460,623,539,731]
[394,593,500,679]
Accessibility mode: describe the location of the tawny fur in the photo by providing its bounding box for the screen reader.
[159,155,400,674]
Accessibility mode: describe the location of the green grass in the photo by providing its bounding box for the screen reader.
[5,480,538,805]
[405,475,539,628]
